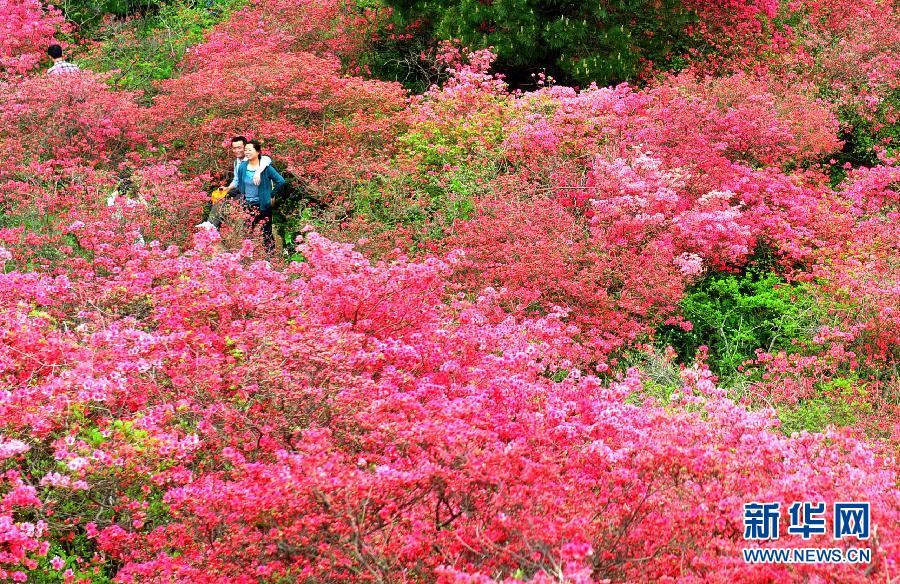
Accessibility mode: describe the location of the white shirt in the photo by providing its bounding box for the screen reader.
[48,60,80,75]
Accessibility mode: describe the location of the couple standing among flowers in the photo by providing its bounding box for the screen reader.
[197,136,285,253]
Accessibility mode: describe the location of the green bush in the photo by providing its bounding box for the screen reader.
[657,266,822,379]
[56,0,165,32]
[350,164,481,242]
[75,0,245,97]
[829,94,900,180]
[776,376,872,435]
[380,0,699,87]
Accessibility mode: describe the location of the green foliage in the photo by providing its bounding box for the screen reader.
[277,204,315,263]
[356,8,446,93]
[540,367,570,383]
[343,111,504,242]
[28,543,117,583]
[399,85,509,168]
[621,347,683,405]
[55,0,165,32]
[777,376,872,435]
[830,89,900,175]
[658,266,822,379]
[268,166,329,262]
[76,0,245,97]
[382,0,699,86]
[351,164,481,241]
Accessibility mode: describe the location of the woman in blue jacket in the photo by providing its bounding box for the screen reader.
[237,140,285,254]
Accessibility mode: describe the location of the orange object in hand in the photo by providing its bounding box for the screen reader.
[211,187,228,203]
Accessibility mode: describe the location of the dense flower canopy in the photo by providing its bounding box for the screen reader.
[0,0,897,581]
[0,0,67,77]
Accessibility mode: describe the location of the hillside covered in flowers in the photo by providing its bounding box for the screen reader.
[0,0,898,581]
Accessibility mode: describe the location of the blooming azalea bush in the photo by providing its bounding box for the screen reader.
[348,53,845,362]
[776,0,900,165]
[0,72,145,165]
[0,0,899,581]
[179,0,382,72]
[150,48,406,207]
[0,0,67,78]
[728,166,900,435]
[0,226,897,581]
[147,0,408,211]
[685,0,900,166]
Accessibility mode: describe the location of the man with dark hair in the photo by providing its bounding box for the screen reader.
[46,44,80,75]
[197,135,270,229]
[225,136,269,191]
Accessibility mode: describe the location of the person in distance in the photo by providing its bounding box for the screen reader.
[46,44,80,75]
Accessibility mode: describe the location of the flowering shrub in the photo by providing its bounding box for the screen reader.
[75,0,246,95]
[179,0,381,72]
[0,0,67,77]
[147,0,408,215]
[775,0,900,164]
[149,49,406,205]
[0,225,897,581]
[0,0,898,581]
[0,72,145,164]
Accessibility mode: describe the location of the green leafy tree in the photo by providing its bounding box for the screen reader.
[383,0,698,86]
[55,0,166,33]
